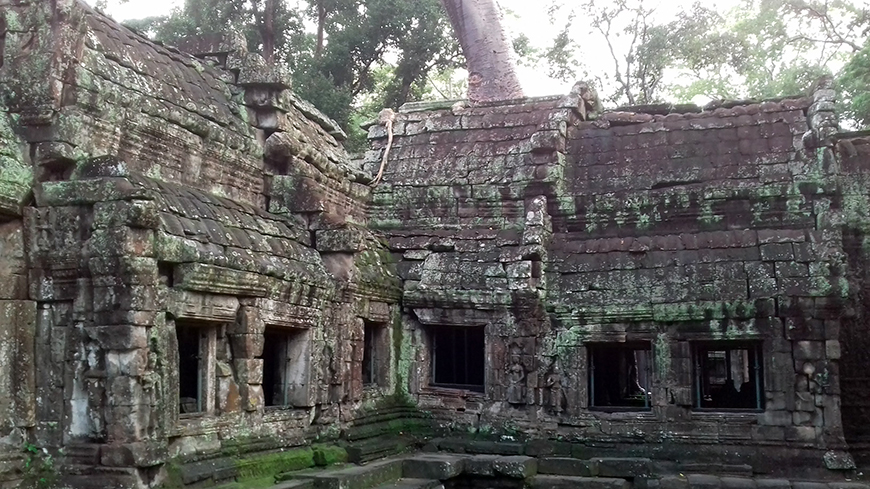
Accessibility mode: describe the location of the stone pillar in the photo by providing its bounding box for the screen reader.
[229,304,266,412]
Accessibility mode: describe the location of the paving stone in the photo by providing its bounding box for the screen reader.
[297,459,404,489]
[792,483,830,489]
[688,474,722,488]
[595,458,653,478]
[466,440,525,455]
[373,479,444,489]
[660,476,691,489]
[525,440,573,457]
[462,455,499,476]
[635,477,662,489]
[402,454,465,480]
[529,475,630,489]
[721,477,757,489]
[492,455,537,478]
[538,457,599,477]
[755,479,791,488]
[273,480,316,489]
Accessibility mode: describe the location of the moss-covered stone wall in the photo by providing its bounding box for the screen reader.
[366,82,859,471]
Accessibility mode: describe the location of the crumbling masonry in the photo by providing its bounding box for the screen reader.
[2,1,870,488]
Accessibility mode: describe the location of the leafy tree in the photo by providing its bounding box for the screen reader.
[123,0,461,151]
[537,0,869,112]
[840,38,870,127]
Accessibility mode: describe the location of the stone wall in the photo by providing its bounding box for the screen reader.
[366,81,858,472]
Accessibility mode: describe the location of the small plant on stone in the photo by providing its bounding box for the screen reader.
[22,443,58,489]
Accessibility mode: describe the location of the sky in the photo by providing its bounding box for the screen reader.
[90,0,734,97]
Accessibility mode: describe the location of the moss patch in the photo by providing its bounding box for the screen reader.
[312,445,348,466]
[233,448,316,480]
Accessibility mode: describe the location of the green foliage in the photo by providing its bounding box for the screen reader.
[840,38,870,127]
[537,0,869,111]
[21,444,57,489]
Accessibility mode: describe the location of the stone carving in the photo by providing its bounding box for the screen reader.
[543,357,566,415]
[507,343,526,405]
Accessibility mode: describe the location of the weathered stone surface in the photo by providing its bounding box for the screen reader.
[403,454,466,480]
[538,457,599,477]
[529,475,630,489]
[755,480,792,489]
[595,458,653,478]
[491,455,537,478]
[688,474,723,488]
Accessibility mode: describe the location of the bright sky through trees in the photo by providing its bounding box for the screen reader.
[92,0,735,97]
[86,0,870,132]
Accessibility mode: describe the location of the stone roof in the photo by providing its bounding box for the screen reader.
[82,8,251,138]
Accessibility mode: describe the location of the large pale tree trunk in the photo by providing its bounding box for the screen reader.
[260,0,277,64]
[441,0,524,103]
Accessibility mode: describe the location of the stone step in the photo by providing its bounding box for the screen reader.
[402,454,466,480]
[61,443,102,466]
[345,435,414,464]
[272,480,316,489]
[280,458,404,489]
[372,478,444,489]
[538,457,599,477]
[436,437,526,456]
[661,475,870,489]
[593,457,653,478]
[679,463,755,477]
[54,465,142,489]
[529,475,631,489]
[214,478,316,489]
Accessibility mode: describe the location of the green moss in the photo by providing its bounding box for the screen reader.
[233,448,315,480]
[312,445,348,466]
[0,106,32,214]
[654,333,671,380]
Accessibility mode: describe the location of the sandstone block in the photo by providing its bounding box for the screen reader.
[538,457,598,477]
[594,457,652,478]
[85,326,148,350]
[492,455,537,478]
[403,454,465,480]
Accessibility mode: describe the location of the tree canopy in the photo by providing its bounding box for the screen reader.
[118,0,870,142]
[530,0,869,124]
[121,0,461,151]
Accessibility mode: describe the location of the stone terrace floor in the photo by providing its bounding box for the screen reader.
[224,452,870,489]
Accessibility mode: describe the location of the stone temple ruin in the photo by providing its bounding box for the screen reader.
[4,1,870,488]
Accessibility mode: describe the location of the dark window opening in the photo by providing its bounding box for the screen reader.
[362,322,377,385]
[177,324,204,414]
[431,325,485,392]
[262,327,309,407]
[589,343,652,409]
[694,343,763,410]
[0,17,6,70]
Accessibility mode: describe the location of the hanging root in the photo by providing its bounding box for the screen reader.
[371,108,395,186]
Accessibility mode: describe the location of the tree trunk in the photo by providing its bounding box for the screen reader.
[315,1,326,58]
[262,0,276,64]
[440,0,524,103]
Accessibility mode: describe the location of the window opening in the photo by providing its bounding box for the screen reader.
[694,343,763,410]
[431,325,485,392]
[262,327,309,407]
[362,322,377,386]
[588,343,652,409]
[177,322,214,414]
